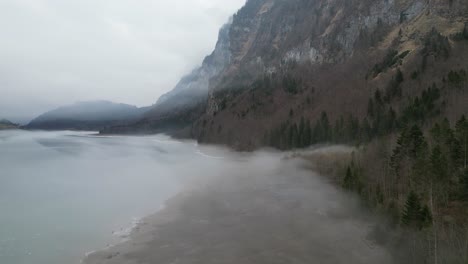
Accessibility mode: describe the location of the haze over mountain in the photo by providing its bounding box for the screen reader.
[0,119,19,130]
[0,0,245,122]
[26,101,148,131]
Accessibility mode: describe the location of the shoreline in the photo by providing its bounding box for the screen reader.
[80,191,185,264]
[82,191,191,264]
[83,146,395,264]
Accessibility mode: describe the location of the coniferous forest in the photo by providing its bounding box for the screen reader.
[262,59,468,263]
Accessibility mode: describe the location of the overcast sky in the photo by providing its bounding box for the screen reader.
[0,0,245,122]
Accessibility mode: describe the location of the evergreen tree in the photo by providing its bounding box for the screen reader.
[367,98,375,118]
[430,145,449,182]
[313,112,331,143]
[464,23,468,39]
[333,116,345,142]
[440,119,455,145]
[343,164,362,192]
[408,125,428,159]
[304,120,312,146]
[391,127,410,172]
[419,205,433,229]
[375,89,383,106]
[350,115,361,141]
[455,115,468,168]
[398,125,428,160]
[384,107,397,132]
[288,123,295,148]
[391,125,429,185]
[290,123,299,148]
[436,119,464,169]
[362,118,373,142]
[396,68,404,84]
[430,122,443,144]
[343,166,354,190]
[460,169,468,201]
[402,191,422,228]
[320,112,331,141]
[402,191,433,230]
[312,122,320,144]
[299,117,306,147]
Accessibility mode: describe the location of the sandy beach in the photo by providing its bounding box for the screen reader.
[84,149,395,264]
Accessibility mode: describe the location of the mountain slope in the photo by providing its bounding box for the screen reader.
[192,0,468,149]
[98,1,468,262]
[27,101,147,131]
[108,0,467,149]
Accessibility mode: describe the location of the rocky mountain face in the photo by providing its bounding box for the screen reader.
[27,101,147,131]
[109,0,468,149]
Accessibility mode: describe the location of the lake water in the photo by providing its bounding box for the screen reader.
[0,130,213,264]
[1,130,396,264]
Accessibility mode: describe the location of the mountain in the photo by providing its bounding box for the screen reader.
[100,0,467,262]
[103,0,467,149]
[101,21,233,135]
[0,119,19,130]
[26,101,148,131]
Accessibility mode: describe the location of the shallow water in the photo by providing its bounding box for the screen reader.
[0,130,205,264]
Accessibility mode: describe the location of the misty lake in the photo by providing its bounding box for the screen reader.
[0,130,215,264]
[1,130,394,264]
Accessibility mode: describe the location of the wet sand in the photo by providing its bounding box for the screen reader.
[84,150,394,264]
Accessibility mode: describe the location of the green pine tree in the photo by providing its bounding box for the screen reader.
[408,125,428,159]
[456,115,468,168]
[430,145,449,182]
[343,166,354,190]
[299,117,306,147]
[460,169,468,201]
[402,191,422,228]
[362,118,372,142]
[304,120,312,146]
[320,112,331,142]
[419,205,433,229]
[367,98,375,118]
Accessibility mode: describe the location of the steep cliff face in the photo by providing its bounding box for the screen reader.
[150,21,232,113]
[190,0,468,149]
[111,0,468,147]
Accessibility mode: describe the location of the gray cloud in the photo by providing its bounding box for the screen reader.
[0,0,245,123]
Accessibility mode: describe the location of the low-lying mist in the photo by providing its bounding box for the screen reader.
[1,130,395,264]
[85,138,395,264]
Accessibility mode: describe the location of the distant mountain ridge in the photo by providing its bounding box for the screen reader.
[26,101,148,131]
[0,119,19,130]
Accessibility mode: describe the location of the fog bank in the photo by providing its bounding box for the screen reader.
[86,145,395,264]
